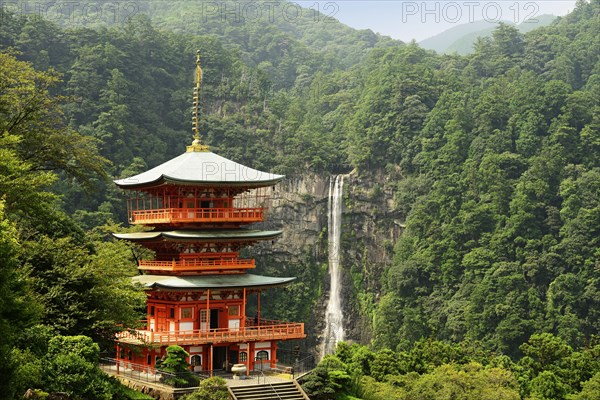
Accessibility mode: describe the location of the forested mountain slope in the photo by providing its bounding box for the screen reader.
[138,0,398,70]
[0,0,598,398]
[366,3,599,355]
[10,0,398,79]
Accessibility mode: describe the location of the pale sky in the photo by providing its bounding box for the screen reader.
[295,1,577,41]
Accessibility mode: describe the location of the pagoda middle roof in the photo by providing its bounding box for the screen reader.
[112,229,282,242]
[114,151,284,188]
[134,273,296,290]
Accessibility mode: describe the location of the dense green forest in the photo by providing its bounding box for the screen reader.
[1,0,599,398]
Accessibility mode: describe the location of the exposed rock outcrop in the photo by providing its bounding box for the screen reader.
[254,170,403,348]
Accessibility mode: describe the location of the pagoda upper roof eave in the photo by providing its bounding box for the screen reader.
[134,273,296,290]
[114,177,283,191]
[114,151,284,190]
[111,229,282,242]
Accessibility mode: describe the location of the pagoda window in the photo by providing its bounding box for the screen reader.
[169,308,175,319]
[190,355,201,366]
[228,306,240,316]
[240,351,247,362]
[256,350,269,361]
[181,307,193,320]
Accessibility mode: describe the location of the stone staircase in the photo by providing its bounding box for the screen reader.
[229,381,309,400]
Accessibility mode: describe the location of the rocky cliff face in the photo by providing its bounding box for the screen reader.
[253,170,404,349]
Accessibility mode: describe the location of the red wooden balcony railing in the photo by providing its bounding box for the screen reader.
[138,258,255,272]
[117,320,305,346]
[129,207,265,225]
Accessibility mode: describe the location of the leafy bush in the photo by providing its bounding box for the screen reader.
[182,377,229,400]
[43,335,114,399]
[157,345,199,387]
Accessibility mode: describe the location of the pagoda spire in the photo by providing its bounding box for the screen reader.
[187,50,209,152]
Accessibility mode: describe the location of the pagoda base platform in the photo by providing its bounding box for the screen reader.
[100,358,310,399]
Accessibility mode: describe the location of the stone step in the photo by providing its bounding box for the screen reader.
[230,381,306,400]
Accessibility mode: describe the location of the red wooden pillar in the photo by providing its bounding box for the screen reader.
[206,289,210,332]
[209,344,213,377]
[244,343,250,377]
[271,341,277,369]
[242,288,246,328]
[257,290,261,324]
[115,345,120,374]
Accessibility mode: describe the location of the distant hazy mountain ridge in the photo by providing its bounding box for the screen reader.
[420,14,557,54]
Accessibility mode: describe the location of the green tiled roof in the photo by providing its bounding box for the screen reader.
[114,151,284,188]
[134,274,295,290]
[112,229,282,242]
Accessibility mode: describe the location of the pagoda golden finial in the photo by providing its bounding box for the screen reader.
[187,50,209,152]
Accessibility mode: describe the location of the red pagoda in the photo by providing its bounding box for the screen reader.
[113,52,305,375]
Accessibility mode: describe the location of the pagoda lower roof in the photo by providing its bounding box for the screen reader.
[134,273,295,290]
[113,151,284,189]
[112,229,282,242]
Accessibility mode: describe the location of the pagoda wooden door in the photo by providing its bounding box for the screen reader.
[199,309,208,332]
[156,307,167,332]
[210,309,219,330]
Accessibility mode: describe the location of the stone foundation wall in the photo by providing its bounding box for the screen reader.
[115,376,197,400]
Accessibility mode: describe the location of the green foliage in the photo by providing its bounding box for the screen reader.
[376,0,600,357]
[520,333,572,373]
[116,387,154,400]
[158,345,190,373]
[12,332,138,399]
[302,355,352,400]
[43,335,114,400]
[181,377,229,400]
[528,370,570,400]
[10,348,44,397]
[404,363,521,400]
[0,51,108,197]
[0,50,144,398]
[570,372,600,400]
[307,343,523,400]
[514,333,600,398]
[157,345,199,387]
[320,339,600,400]
[0,201,41,398]
[21,230,145,345]
[370,349,400,381]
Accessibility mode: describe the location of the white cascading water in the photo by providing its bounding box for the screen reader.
[321,175,345,358]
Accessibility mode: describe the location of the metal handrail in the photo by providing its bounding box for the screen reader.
[99,357,201,388]
[254,370,283,400]
[291,354,316,379]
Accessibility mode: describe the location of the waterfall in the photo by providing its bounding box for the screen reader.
[321,175,345,358]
